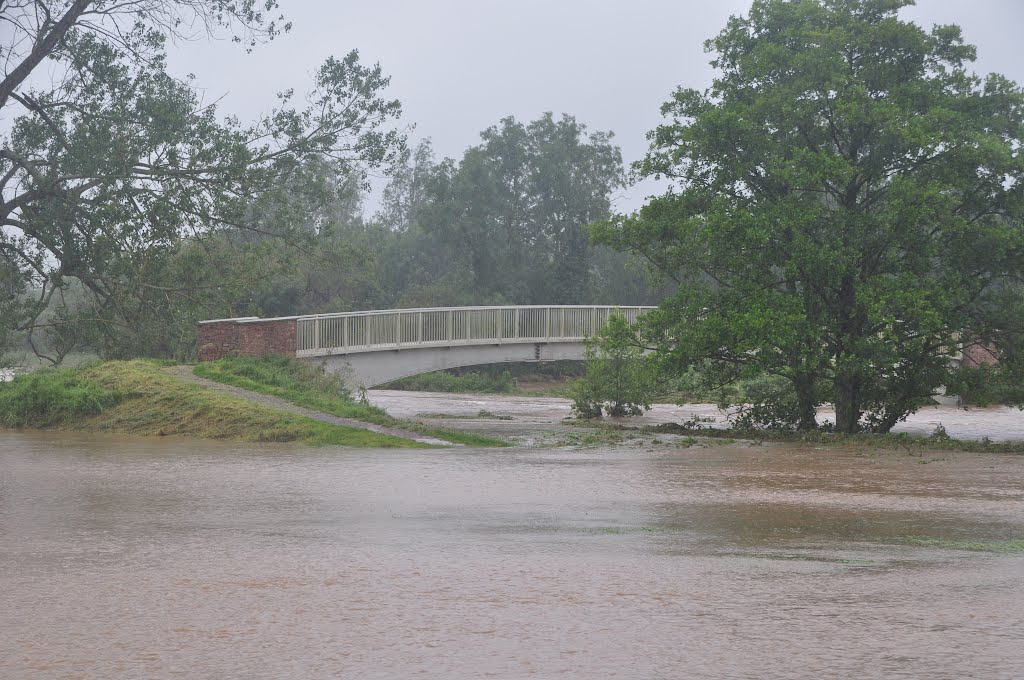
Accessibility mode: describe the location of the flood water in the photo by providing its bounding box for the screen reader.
[369,389,1024,442]
[2,394,1024,678]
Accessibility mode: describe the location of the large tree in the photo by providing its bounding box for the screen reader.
[593,0,1024,432]
[419,113,625,305]
[0,0,405,359]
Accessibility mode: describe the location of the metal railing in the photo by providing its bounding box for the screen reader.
[295,305,654,357]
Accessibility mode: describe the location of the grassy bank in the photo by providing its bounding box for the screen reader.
[380,369,518,394]
[193,356,507,447]
[0,360,427,447]
[378,361,585,396]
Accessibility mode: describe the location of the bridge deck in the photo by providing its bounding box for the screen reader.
[295,305,653,357]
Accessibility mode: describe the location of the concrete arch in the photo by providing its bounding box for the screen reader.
[309,341,588,388]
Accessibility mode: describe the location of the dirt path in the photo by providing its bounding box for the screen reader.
[164,365,455,446]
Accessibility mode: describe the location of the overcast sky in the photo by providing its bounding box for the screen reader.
[168,0,1024,213]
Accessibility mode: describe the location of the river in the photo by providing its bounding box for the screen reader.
[1,392,1023,679]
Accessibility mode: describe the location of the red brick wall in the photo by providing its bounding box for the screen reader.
[962,342,999,368]
[196,318,297,361]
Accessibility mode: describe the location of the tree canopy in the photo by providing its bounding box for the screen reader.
[415,113,627,305]
[0,0,406,357]
[593,0,1024,432]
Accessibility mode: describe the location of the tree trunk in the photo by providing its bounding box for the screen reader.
[834,370,862,433]
[793,372,818,431]
[833,274,864,434]
[873,411,900,434]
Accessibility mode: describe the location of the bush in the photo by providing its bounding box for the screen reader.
[0,368,126,427]
[572,312,654,418]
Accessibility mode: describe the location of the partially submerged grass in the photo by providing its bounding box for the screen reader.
[194,356,508,447]
[631,422,1024,454]
[0,360,426,447]
[890,536,1024,554]
[416,410,514,421]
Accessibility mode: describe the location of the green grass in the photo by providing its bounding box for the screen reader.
[0,360,426,447]
[378,361,590,396]
[0,366,126,428]
[380,369,518,393]
[194,356,508,447]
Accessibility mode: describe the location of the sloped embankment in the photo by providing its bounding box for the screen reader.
[0,360,428,447]
[191,356,508,447]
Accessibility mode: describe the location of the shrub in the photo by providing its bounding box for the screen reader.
[0,368,125,427]
[572,312,654,418]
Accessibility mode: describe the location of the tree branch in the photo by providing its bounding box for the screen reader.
[0,0,93,109]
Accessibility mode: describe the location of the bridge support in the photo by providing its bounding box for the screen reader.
[309,341,588,389]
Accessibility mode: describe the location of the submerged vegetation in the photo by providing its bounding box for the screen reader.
[572,312,655,418]
[637,422,1024,455]
[0,360,425,447]
[890,537,1024,554]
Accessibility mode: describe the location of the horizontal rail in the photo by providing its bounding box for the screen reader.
[295,305,654,357]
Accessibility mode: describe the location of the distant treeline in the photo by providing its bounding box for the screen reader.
[15,113,668,363]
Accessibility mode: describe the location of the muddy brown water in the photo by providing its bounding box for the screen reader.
[2,391,1023,679]
[369,389,1024,442]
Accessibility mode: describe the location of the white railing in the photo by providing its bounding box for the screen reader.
[295,305,654,357]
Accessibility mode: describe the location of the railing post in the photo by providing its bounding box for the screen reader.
[314,318,321,353]
[418,311,423,343]
[514,307,520,340]
[560,308,565,339]
[342,316,348,348]
[447,310,453,344]
[545,307,550,339]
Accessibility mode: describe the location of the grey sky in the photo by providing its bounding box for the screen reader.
[169,0,1024,213]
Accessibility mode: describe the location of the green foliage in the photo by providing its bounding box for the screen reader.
[946,364,1024,407]
[1,3,405,362]
[381,369,517,393]
[727,374,811,431]
[593,0,1024,433]
[573,312,655,418]
[0,367,126,427]
[396,114,653,306]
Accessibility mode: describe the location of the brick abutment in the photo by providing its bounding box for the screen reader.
[196,318,297,362]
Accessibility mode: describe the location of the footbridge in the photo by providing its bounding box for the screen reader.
[198,305,653,388]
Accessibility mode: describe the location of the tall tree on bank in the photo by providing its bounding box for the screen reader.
[421,113,625,304]
[593,0,1024,432]
[0,0,405,359]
